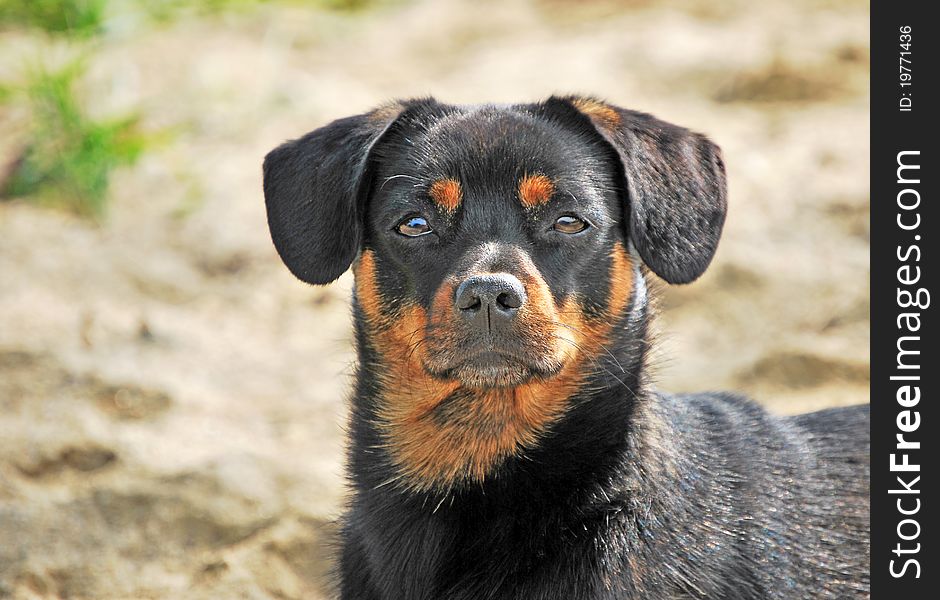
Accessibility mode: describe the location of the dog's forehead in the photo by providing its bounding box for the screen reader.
[421,107,581,175]
[389,105,605,203]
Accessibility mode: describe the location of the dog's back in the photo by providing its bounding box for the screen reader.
[652,395,871,598]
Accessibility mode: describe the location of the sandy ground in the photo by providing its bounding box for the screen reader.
[0,0,868,597]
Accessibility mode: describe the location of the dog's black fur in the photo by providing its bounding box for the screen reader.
[263,96,870,599]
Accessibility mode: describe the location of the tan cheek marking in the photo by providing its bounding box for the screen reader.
[514,262,571,367]
[518,174,555,208]
[429,178,462,212]
[353,250,388,327]
[353,250,441,391]
[410,279,463,377]
[552,243,634,370]
[571,97,621,130]
[354,252,462,449]
[605,244,634,319]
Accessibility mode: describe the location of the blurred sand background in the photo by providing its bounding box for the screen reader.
[0,0,869,597]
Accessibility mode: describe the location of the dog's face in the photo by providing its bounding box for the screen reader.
[263,97,727,491]
[364,106,626,389]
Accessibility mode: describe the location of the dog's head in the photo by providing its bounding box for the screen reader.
[263,97,726,491]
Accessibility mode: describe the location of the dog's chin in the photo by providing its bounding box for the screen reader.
[429,352,561,389]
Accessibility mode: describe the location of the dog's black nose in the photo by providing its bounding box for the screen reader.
[455,274,526,331]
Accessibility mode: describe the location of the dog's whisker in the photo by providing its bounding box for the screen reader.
[380,173,421,189]
[549,320,627,374]
[372,475,404,490]
[550,334,635,396]
[431,494,448,514]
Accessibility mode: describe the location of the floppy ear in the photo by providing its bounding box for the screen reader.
[550,96,728,284]
[262,103,407,285]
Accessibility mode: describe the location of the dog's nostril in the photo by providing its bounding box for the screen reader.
[455,280,483,312]
[496,291,521,310]
[459,295,482,311]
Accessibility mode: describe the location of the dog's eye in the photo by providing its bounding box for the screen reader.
[553,215,589,234]
[396,215,433,237]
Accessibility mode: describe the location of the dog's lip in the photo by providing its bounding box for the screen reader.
[427,348,562,382]
[461,350,524,368]
[448,348,540,372]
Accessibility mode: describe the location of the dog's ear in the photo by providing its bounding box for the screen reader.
[548,96,728,284]
[262,103,408,285]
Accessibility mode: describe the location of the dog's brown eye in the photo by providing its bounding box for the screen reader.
[553,215,589,234]
[396,216,432,237]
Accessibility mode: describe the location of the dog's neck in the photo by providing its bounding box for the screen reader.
[348,259,655,500]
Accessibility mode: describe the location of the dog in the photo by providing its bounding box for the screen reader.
[262,96,870,599]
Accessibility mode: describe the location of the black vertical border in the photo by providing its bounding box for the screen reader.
[871,1,935,597]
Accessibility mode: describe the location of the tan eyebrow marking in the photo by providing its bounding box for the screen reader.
[429,178,462,212]
[518,174,555,208]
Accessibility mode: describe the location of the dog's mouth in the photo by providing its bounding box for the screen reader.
[427,348,563,389]
[419,263,574,389]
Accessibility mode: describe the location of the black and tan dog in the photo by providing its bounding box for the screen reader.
[262,96,870,599]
